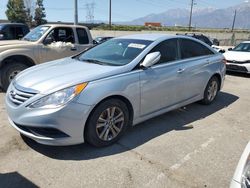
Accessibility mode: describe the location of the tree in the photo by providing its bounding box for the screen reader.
[24,0,35,27]
[34,0,47,26]
[5,0,28,23]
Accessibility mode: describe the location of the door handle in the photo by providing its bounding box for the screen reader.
[177,68,185,73]
[71,47,77,51]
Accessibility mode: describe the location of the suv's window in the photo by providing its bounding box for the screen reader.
[16,27,24,39]
[150,39,179,64]
[45,27,75,44]
[195,35,212,46]
[180,39,213,59]
[8,27,15,39]
[76,28,89,44]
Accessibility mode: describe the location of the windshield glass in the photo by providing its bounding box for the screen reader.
[79,38,152,66]
[232,43,250,52]
[23,26,50,41]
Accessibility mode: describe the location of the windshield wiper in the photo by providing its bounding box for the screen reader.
[81,58,108,65]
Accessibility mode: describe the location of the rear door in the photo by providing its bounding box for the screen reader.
[177,38,215,100]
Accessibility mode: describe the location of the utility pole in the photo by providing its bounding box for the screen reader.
[188,0,194,31]
[109,0,112,30]
[74,0,78,25]
[231,10,237,32]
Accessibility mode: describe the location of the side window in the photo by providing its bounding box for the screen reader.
[76,28,89,44]
[8,27,15,39]
[44,27,75,44]
[16,27,24,39]
[180,39,213,59]
[150,39,179,64]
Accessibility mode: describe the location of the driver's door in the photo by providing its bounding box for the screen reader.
[39,27,78,63]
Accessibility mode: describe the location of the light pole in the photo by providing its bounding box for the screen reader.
[188,0,194,31]
[109,0,112,30]
[74,0,78,25]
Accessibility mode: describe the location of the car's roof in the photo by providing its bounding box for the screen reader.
[0,23,27,26]
[117,34,177,41]
[42,24,88,29]
[242,41,250,43]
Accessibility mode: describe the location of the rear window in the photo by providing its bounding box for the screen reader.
[180,39,214,59]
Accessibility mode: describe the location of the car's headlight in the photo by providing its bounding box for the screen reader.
[28,83,88,108]
[242,154,250,188]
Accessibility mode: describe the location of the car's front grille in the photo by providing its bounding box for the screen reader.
[227,60,250,64]
[226,64,248,72]
[9,86,37,106]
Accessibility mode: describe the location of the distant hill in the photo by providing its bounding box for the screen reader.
[126,2,250,29]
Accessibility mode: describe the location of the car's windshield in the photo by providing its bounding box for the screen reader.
[23,26,50,42]
[79,38,152,66]
[232,42,250,52]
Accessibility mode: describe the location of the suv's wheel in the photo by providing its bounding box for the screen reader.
[1,62,28,91]
[85,99,129,147]
[201,76,219,105]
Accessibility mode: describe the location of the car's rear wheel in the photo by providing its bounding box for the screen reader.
[1,62,28,91]
[85,99,129,147]
[201,76,219,105]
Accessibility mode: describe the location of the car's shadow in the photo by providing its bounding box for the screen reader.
[23,91,238,161]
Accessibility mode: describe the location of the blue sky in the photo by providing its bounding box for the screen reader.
[0,0,247,22]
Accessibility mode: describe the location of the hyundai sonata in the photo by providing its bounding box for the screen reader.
[5,34,226,147]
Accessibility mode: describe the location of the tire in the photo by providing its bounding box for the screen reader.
[200,76,219,105]
[1,62,28,91]
[85,99,129,147]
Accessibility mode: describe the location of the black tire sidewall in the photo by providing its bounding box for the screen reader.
[85,99,129,147]
[1,62,28,91]
[202,76,219,105]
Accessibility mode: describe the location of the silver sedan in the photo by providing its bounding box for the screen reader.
[5,34,226,147]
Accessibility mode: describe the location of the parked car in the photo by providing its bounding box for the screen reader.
[177,33,223,52]
[230,141,250,188]
[93,36,113,45]
[0,23,29,40]
[223,41,250,74]
[5,34,226,147]
[0,24,93,91]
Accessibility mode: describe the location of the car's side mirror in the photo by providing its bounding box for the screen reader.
[43,38,53,45]
[228,48,233,51]
[141,52,161,68]
[93,40,98,45]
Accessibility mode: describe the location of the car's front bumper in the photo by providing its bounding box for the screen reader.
[5,88,93,146]
[226,63,250,73]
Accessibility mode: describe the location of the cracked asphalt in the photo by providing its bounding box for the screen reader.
[0,73,249,188]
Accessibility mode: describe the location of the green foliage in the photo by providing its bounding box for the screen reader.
[5,0,27,23]
[34,0,47,26]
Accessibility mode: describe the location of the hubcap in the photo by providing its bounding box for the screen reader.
[96,106,124,141]
[9,70,21,83]
[207,80,218,102]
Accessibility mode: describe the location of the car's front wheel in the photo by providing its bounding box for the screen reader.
[1,62,28,91]
[85,99,129,147]
[201,76,219,105]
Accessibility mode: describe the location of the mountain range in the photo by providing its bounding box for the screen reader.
[125,2,250,29]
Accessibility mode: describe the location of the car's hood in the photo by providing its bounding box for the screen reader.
[224,51,250,62]
[0,40,31,47]
[14,57,127,94]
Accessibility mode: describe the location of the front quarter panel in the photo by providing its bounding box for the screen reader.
[76,71,140,121]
